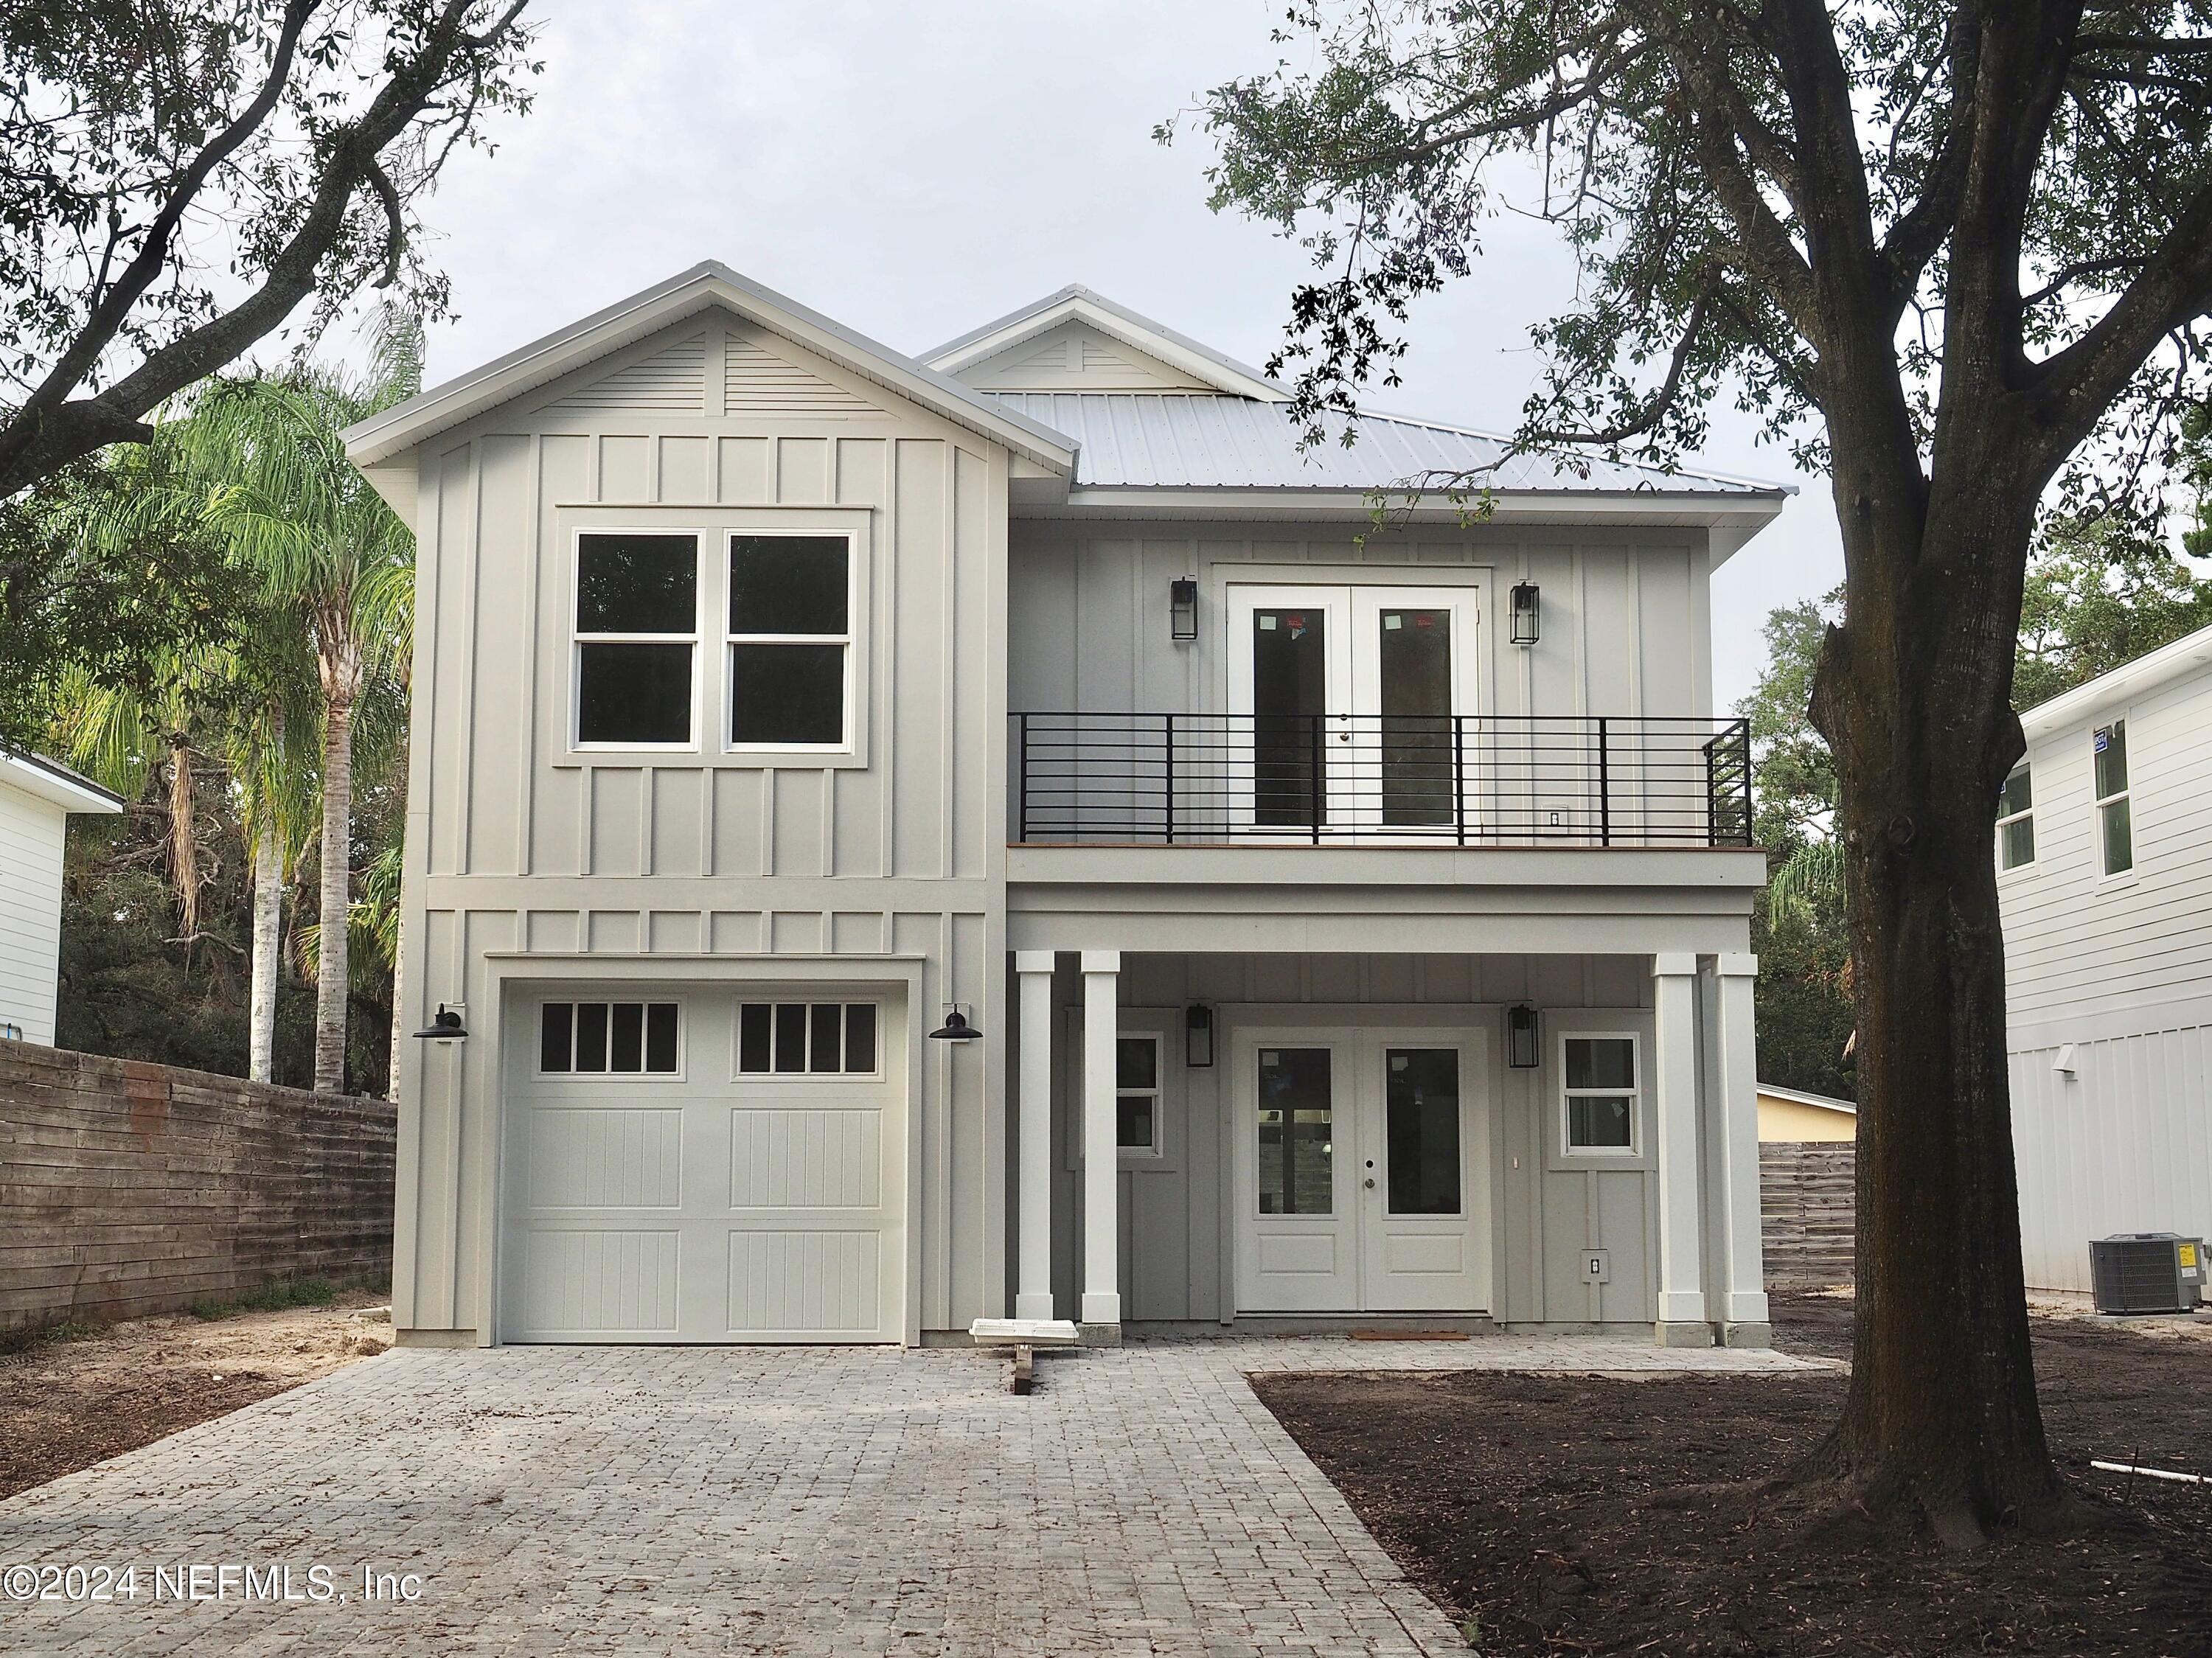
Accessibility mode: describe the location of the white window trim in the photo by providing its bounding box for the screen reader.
[532,997,687,1083]
[732,998,886,1082]
[568,526,703,754]
[723,529,859,756]
[1115,1031,1166,1160]
[1558,1028,1643,1161]
[2092,715,2137,885]
[1995,761,2036,876]
[1065,1007,1182,1171]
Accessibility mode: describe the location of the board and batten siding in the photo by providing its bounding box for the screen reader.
[391,310,1012,1340]
[1007,526,1714,723]
[0,781,69,1045]
[1999,664,2212,1289]
[1024,950,1663,1328]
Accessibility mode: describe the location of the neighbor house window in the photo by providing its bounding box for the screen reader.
[574,532,698,746]
[737,1002,878,1075]
[1997,762,2035,870]
[1562,1035,1638,1152]
[1116,1036,1163,1155]
[541,1001,680,1074]
[728,534,852,747]
[2094,720,2132,876]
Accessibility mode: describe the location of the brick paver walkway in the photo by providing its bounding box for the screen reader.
[0,1334,1824,1655]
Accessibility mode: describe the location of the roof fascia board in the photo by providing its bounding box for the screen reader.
[0,750,124,812]
[1022,486,1788,531]
[928,293,1287,403]
[2020,621,2212,740]
[343,262,1078,473]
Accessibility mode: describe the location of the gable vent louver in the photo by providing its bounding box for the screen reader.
[546,332,707,414]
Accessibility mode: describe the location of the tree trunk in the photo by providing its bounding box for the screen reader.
[1811,436,2062,1544]
[248,823,281,1083]
[313,696,354,1095]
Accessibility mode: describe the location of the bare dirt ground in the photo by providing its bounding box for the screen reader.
[0,1292,392,1501]
[1253,1292,2212,1657]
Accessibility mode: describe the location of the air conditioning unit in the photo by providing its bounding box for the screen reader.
[2089,1233,2207,1315]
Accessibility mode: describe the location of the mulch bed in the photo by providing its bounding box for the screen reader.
[1252,1295,2212,1657]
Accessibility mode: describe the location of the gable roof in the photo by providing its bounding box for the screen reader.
[341,261,1078,474]
[924,286,1287,403]
[0,742,123,814]
[1756,1082,1857,1115]
[2019,618,2212,741]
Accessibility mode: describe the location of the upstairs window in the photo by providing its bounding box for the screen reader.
[1997,763,2035,870]
[1562,1035,1638,1153]
[728,534,852,747]
[574,533,698,746]
[2094,720,2132,876]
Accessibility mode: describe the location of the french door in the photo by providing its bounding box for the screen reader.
[1225,584,1481,836]
[1234,1027,1490,1313]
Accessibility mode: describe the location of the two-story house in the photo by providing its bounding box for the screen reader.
[1997,624,2212,1291]
[343,262,1787,1351]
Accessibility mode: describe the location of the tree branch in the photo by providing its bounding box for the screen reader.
[1526,276,1717,446]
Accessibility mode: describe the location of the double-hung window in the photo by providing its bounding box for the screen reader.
[1996,763,2035,870]
[2094,720,2132,876]
[1116,1036,1163,1156]
[1562,1034,1639,1153]
[574,532,698,746]
[728,534,852,748]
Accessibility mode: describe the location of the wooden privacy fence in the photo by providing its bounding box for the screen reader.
[1761,1142,1857,1286]
[0,1040,396,1333]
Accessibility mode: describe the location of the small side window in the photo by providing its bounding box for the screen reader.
[1996,763,2035,871]
[1562,1034,1638,1154]
[1116,1035,1163,1155]
[2093,721,2132,876]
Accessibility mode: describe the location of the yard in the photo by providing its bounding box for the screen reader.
[0,1288,391,1502]
[1254,1293,2212,1657]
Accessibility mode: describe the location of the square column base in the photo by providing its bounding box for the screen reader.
[1720,1321,1773,1350]
[1655,1320,1715,1349]
[1013,1292,1056,1320]
[1077,1322,1122,1348]
[1081,1289,1120,1324]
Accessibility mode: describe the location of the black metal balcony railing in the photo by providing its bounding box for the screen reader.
[1012,713,1754,848]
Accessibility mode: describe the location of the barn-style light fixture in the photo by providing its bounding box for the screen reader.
[1184,1004,1215,1068]
[1169,577,1199,643]
[1509,581,1541,647]
[930,1006,983,1042]
[413,1003,468,1042]
[1506,1003,1540,1069]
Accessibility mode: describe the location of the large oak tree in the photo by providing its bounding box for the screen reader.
[1183,1,2212,1542]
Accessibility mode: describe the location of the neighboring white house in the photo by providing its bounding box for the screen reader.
[1998,623,2212,1292]
[0,745,123,1045]
[343,263,1789,1352]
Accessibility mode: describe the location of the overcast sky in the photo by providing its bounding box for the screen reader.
[412,0,1843,708]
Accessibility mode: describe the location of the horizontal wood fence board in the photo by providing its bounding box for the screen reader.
[1759,1143,1856,1287]
[0,1041,395,1331]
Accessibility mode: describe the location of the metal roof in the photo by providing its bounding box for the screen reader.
[984,392,1782,497]
[923,286,1286,400]
[0,742,124,813]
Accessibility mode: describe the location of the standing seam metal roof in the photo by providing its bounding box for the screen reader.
[987,391,1778,495]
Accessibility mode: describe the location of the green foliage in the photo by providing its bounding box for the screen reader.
[2014,515,2212,711]
[189,1276,347,1322]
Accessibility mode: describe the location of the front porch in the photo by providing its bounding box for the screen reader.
[998,949,1770,1349]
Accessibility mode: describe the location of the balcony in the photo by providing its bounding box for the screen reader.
[1011,713,1753,849]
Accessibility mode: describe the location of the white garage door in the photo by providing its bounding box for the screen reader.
[499,990,905,1342]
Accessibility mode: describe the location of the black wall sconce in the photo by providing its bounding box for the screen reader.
[1170,577,1199,643]
[412,1003,468,1042]
[1506,1003,1540,1069]
[1184,1004,1215,1068]
[930,1006,983,1042]
[1509,580,1541,647]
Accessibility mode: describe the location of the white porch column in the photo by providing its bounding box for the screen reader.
[1014,951,1057,1321]
[1651,952,1710,1346]
[1706,952,1771,1344]
[1079,950,1121,1330]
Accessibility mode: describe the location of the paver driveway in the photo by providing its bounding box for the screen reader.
[0,1334,1823,1656]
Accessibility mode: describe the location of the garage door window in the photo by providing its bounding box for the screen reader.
[540,1001,680,1075]
[738,1002,878,1076]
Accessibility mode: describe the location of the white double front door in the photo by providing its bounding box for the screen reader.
[1233,1026,1492,1313]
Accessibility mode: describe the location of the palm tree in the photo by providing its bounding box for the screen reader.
[170,316,421,1093]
